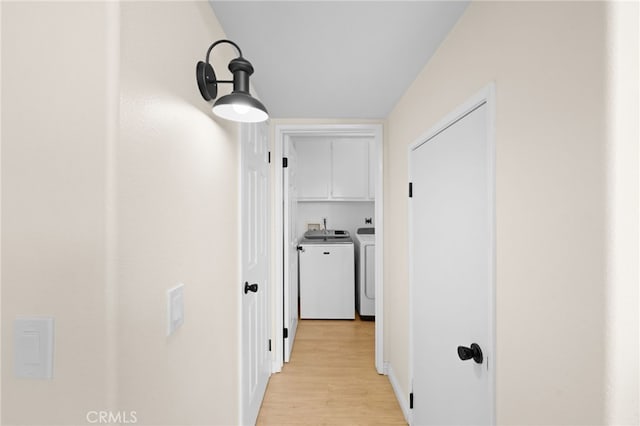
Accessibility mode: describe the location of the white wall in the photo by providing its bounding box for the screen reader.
[604,1,640,424]
[2,3,113,424]
[2,2,244,425]
[117,2,240,425]
[384,2,633,424]
[1,2,3,421]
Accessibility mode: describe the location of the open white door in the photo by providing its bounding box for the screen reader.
[283,137,299,362]
[241,122,271,425]
[409,90,495,425]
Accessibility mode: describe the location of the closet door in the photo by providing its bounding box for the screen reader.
[410,101,494,425]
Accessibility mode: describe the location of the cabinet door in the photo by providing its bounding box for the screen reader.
[294,137,331,199]
[331,137,369,199]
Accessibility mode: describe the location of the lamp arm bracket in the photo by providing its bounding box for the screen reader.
[205,39,243,64]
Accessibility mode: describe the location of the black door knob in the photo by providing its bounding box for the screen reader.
[457,343,483,364]
[244,282,258,294]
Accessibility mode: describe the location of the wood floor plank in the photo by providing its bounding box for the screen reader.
[256,318,406,425]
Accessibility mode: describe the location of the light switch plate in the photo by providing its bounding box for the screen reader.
[167,283,184,336]
[14,317,54,379]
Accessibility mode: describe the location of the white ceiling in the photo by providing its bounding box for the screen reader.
[209,1,469,119]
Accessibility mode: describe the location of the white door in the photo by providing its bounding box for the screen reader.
[410,100,494,425]
[241,122,271,425]
[283,138,299,362]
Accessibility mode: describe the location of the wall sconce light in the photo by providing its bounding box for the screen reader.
[196,39,269,123]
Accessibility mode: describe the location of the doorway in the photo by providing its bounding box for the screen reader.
[273,124,384,374]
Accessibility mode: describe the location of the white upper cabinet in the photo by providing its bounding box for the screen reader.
[294,137,331,199]
[295,136,375,201]
[331,137,369,200]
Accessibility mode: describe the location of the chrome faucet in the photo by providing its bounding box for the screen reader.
[323,218,327,234]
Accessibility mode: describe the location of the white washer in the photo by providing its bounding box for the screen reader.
[355,228,375,318]
[298,236,355,319]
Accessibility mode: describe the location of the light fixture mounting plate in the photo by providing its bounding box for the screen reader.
[196,61,217,101]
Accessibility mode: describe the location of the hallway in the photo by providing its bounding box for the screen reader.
[257,318,406,425]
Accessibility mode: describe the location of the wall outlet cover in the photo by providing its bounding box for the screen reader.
[167,283,185,336]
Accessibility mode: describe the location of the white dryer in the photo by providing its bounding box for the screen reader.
[355,228,375,319]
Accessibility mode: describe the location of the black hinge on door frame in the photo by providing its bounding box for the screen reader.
[268,339,272,352]
[283,328,289,338]
[409,182,413,198]
[268,151,271,164]
[283,157,288,168]
[409,392,414,409]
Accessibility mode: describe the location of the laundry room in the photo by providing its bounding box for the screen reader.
[281,130,381,331]
[292,134,376,319]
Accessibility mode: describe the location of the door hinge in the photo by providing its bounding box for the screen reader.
[268,151,271,164]
[409,392,414,409]
[409,182,413,198]
[283,157,288,168]
[283,328,289,338]
[268,339,272,352]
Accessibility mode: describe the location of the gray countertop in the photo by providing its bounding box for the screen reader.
[299,237,354,245]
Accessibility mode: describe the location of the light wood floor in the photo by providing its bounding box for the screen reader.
[256,317,407,425]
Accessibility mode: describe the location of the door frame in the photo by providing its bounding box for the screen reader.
[408,84,496,425]
[274,123,384,374]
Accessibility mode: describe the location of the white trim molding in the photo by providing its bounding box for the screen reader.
[386,362,412,424]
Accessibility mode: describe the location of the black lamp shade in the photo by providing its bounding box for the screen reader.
[213,92,269,123]
[197,40,269,123]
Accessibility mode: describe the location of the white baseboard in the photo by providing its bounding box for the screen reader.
[385,362,411,424]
